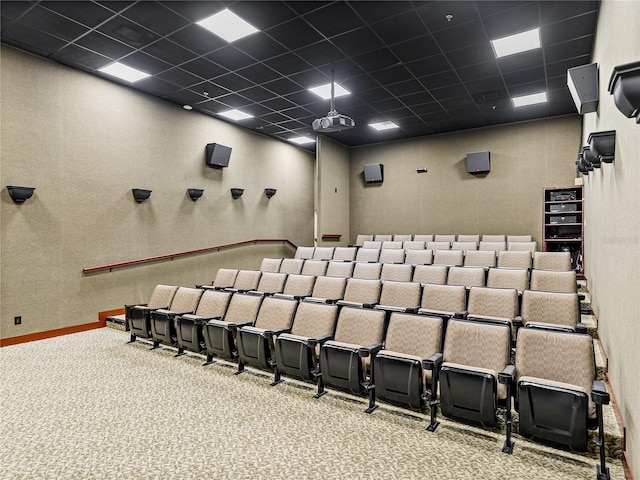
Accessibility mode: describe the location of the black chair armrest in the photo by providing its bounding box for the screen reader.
[308,334,333,348]
[453,310,468,319]
[358,342,384,358]
[172,310,195,317]
[576,322,588,334]
[404,306,420,314]
[498,364,516,385]
[224,320,254,331]
[422,352,443,371]
[513,316,523,329]
[362,302,378,309]
[591,380,610,405]
[262,327,291,338]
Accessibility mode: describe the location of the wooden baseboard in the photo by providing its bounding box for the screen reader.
[0,308,125,347]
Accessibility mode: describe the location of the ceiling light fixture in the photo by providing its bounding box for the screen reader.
[196,8,259,43]
[512,91,548,108]
[98,62,150,83]
[491,27,541,58]
[218,109,254,121]
[369,121,399,131]
[289,137,316,145]
[308,83,350,100]
[183,105,193,110]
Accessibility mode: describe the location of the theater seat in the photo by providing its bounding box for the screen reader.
[210,268,238,290]
[497,250,532,270]
[225,270,262,293]
[405,249,433,266]
[150,287,204,349]
[412,264,448,285]
[336,278,381,309]
[529,269,578,293]
[516,290,584,333]
[273,274,316,301]
[433,249,463,267]
[533,251,572,271]
[486,267,529,293]
[332,246,357,262]
[259,258,282,273]
[176,289,232,355]
[279,258,304,274]
[305,276,347,304]
[325,261,354,278]
[128,284,178,343]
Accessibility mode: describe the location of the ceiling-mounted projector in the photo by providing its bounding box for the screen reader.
[312,68,355,133]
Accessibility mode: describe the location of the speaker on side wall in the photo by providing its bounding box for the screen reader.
[364,163,384,183]
[205,143,232,168]
[466,151,490,174]
[567,63,599,114]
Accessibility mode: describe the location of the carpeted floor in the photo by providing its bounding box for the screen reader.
[0,328,624,480]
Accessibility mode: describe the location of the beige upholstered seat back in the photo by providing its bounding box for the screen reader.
[486,268,529,292]
[451,241,478,253]
[413,264,447,285]
[393,234,413,242]
[333,307,385,345]
[403,240,425,250]
[507,235,532,243]
[434,234,456,243]
[378,281,421,308]
[169,287,204,313]
[457,234,480,243]
[194,289,231,317]
[253,296,297,331]
[427,241,451,251]
[382,240,403,249]
[279,258,304,274]
[420,284,466,313]
[508,241,537,252]
[325,261,354,278]
[343,278,381,304]
[497,250,532,269]
[479,241,506,251]
[446,266,486,288]
[385,313,442,358]
[223,294,263,323]
[148,284,179,308]
[212,269,238,289]
[301,260,328,276]
[362,240,382,249]
[281,274,315,297]
[259,258,282,272]
[290,301,338,338]
[294,246,315,259]
[233,270,262,291]
[515,328,596,417]
[482,234,505,242]
[374,234,392,242]
[405,249,433,265]
[533,251,572,271]
[413,234,433,242]
[354,234,373,246]
[520,290,580,329]
[355,248,380,263]
[311,276,347,300]
[352,262,382,279]
[332,247,356,262]
[313,247,334,260]
[433,249,464,266]
[256,272,287,294]
[464,250,496,268]
[379,248,405,264]
[530,269,577,293]
[380,263,413,282]
[467,287,518,320]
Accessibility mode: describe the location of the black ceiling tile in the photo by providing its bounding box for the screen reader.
[162,89,208,106]
[75,31,135,59]
[479,98,517,114]
[156,67,203,88]
[303,2,364,38]
[119,51,172,75]
[544,35,594,64]
[420,69,461,91]
[263,77,303,96]
[473,89,510,106]
[289,69,329,90]
[197,99,234,115]
[426,120,458,133]
[370,96,405,111]
[440,95,477,110]
[507,80,547,97]
[464,75,505,95]
[348,1,414,25]
[514,103,549,121]
[389,35,441,63]
[548,96,576,116]
[541,12,598,46]
[284,90,324,107]
[503,65,546,87]
[421,110,453,122]
[540,1,599,25]
[405,54,452,77]
[475,1,531,18]
[277,120,308,131]
[385,79,426,97]
[496,48,543,73]
[398,90,435,106]
[214,92,254,108]
[370,64,413,85]
[430,83,469,100]
[261,112,291,124]
[342,74,380,93]
[167,23,226,55]
[121,2,190,36]
[263,52,313,76]
[20,5,90,41]
[455,60,501,82]
[261,96,297,111]
[181,57,226,79]
[161,1,227,22]
[295,41,347,68]
[141,38,197,66]
[242,103,273,116]
[237,62,282,84]
[382,106,415,119]
[331,26,384,57]
[481,2,540,39]
[97,15,161,49]
[266,18,323,50]
[229,1,297,30]
[402,125,436,137]
[212,72,255,91]
[1,22,67,56]
[352,47,399,72]
[333,94,365,110]
[411,102,444,115]
[431,20,489,52]
[280,106,315,119]
[94,2,134,14]
[546,54,591,79]
[232,32,288,61]
[1,2,36,20]
[547,87,574,103]
[446,43,495,69]
[286,1,328,15]
[547,75,568,91]
[370,10,428,45]
[52,43,111,71]
[318,59,364,81]
[188,81,229,98]
[356,86,390,103]
[416,1,479,33]
[134,76,179,97]
[395,115,426,126]
[41,1,114,27]
[342,103,378,118]
[259,123,288,134]
[205,45,256,71]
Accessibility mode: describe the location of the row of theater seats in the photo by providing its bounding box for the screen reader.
[355,240,537,253]
[355,234,533,244]
[290,247,573,270]
[124,281,610,479]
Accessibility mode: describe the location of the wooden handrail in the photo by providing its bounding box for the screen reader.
[82,238,297,274]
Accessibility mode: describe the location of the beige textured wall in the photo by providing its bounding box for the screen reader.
[349,117,581,244]
[0,46,314,339]
[581,1,640,476]
[316,136,350,246]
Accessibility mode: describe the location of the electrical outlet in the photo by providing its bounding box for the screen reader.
[14,316,22,325]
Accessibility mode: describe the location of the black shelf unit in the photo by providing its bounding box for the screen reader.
[543,185,584,277]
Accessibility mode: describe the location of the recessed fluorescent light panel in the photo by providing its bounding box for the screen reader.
[218,109,254,121]
[196,9,259,43]
[512,91,548,108]
[98,62,150,83]
[491,28,541,58]
[289,137,316,145]
[369,121,399,131]
[308,83,351,100]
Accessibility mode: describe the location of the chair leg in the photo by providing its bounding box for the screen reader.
[270,366,283,386]
[501,381,515,454]
[596,403,610,480]
[364,384,378,414]
[150,340,160,350]
[313,374,326,399]
[234,359,245,375]
[127,334,136,343]
[174,346,185,357]
[203,353,216,366]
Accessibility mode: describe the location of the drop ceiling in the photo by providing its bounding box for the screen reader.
[1,1,600,150]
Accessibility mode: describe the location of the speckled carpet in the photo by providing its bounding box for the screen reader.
[0,328,625,480]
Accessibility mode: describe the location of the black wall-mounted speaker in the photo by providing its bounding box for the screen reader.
[608,60,640,123]
[567,63,599,114]
[364,163,384,183]
[466,151,490,174]
[205,143,232,168]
